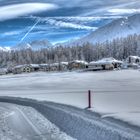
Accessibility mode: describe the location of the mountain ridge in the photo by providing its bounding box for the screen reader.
[61,13,140,46]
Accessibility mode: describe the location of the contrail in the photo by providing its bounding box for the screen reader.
[19,19,40,44]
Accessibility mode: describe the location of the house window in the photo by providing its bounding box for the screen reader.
[136,59,139,63]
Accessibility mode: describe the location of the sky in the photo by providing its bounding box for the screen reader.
[0,0,140,47]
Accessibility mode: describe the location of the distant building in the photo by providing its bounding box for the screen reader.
[60,62,69,71]
[126,56,140,69]
[126,56,140,64]
[13,64,40,74]
[0,68,8,75]
[39,64,50,71]
[88,58,123,71]
[50,62,68,71]
[68,60,88,70]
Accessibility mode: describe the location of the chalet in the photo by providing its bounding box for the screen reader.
[60,62,68,71]
[68,60,88,70]
[13,64,40,74]
[126,56,140,64]
[27,64,40,72]
[12,65,25,74]
[39,64,50,71]
[49,62,68,71]
[0,68,8,75]
[88,58,123,71]
[49,63,60,71]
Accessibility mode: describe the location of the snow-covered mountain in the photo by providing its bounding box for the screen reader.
[64,14,140,46]
[0,47,11,52]
[15,40,53,50]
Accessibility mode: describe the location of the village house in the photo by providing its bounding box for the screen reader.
[49,63,60,71]
[126,56,140,69]
[39,64,50,71]
[49,62,68,71]
[0,68,8,75]
[68,60,88,70]
[88,58,123,71]
[60,62,69,71]
[126,56,140,64]
[13,64,40,74]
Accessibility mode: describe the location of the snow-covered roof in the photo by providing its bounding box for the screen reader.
[89,58,123,65]
[128,56,140,59]
[71,60,88,65]
[14,64,40,69]
[40,64,48,66]
[50,63,59,67]
[89,61,112,65]
[14,65,26,69]
[60,62,68,65]
[0,68,8,72]
[50,62,68,67]
[29,64,40,68]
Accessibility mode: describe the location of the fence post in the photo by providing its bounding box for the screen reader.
[88,90,91,108]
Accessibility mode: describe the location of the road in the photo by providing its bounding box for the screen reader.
[0,102,43,140]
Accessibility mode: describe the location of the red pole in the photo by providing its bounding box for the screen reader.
[88,90,91,108]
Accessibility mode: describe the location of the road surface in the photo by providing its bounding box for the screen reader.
[0,102,43,140]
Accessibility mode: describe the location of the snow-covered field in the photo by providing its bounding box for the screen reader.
[0,70,140,127]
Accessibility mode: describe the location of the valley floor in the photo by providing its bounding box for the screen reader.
[0,69,140,129]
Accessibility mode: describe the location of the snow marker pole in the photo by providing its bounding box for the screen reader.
[88,90,91,108]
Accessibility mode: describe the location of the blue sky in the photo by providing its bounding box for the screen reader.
[0,0,140,47]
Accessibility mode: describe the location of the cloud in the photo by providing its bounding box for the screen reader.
[49,16,122,21]
[45,18,98,30]
[3,31,22,36]
[108,8,140,15]
[0,3,58,21]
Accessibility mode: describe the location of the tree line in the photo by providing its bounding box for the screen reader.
[0,34,140,68]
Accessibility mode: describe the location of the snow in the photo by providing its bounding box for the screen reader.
[0,70,140,128]
[101,112,140,127]
[66,13,140,46]
[72,60,88,65]
[0,106,27,140]
[0,46,11,52]
[14,65,25,69]
[39,64,49,66]
[18,105,76,140]
[129,56,140,59]
[89,57,123,65]
[60,62,69,65]
[0,103,76,140]
[29,64,40,68]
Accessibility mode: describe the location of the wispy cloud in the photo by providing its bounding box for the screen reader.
[0,3,58,21]
[47,16,123,21]
[45,18,98,30]
[108,8,140,15]
[3,31,22,36]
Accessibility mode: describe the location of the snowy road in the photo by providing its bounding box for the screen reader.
[0,103,43,140]
[0,102,75,140]
[0,98,139,140]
